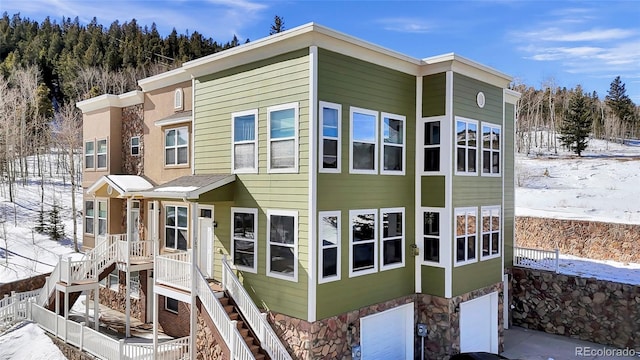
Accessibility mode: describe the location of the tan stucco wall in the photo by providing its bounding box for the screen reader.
[83,108,122,187]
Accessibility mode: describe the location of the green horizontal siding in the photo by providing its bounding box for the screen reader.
[421,266,445,297]
[422,73,446,117]
[452,257,501,296]
[453,73,503,124]
[421,176,445,207]
[452,177,502,207]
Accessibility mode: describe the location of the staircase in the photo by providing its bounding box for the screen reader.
[218,293,268,360]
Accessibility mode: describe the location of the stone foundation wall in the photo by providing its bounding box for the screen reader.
[49,334,97,360]
[95,269,148,323]
[121,104,144,176]
[196,300,229,360]
[511,267,640,348]
[516,216,640,263]
[0,273,50,297]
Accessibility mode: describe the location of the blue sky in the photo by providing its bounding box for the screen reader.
[3,0,639,102]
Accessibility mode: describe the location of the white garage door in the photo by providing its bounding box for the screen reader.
[361,303,413,360]
[460,292,498,353]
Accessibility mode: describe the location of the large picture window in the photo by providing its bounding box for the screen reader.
[423,210,440,263]
[349,209,377,276]
[481,206,501,259]
[424,120,440,172]
[84,141,95,169]
[380,208,404,270]
[231,208,257,273]
[482,124,501,175]
[85,201,94,235]
[165,205,188,250]
[319,102,341,172]
[165,127,189,166]
[455,118,478,174]
[232,110,258,173]
[268,103,298,172]
[455,208,477,265]
[381,113,405,174]
[350,107,378,174]
[96,139,107,169]
[267,210,297,281]
[319,211,340,283]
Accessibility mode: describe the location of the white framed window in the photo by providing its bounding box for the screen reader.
[267,210,298,281]
[380,113,405,175]
[455,118,478,175]
[131,136,140,156]
[349,209,378,277]
[455,207,477,266]
[481,124,501,176]
[318,211,340,283]
[481,206,501,260]
[174,88,183,110]
[422,209,443,264]
[84,141,95,169]
[96,138,107,169]
[380,208,404,270]
[267,103,298,173]
[350,107,378,174]
[319,102,341,173]
[165,297,179,314]
[232,109,258,173]
[130,271,140,298]
[99,268,119,292]
[97,200,107,236]
[423,120,441,172]
[231,208,258,273]
[165,127,189,166]
[165,205,188,250]
[85,200,94,235]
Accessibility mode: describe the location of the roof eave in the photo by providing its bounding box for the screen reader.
[76,90,143,114]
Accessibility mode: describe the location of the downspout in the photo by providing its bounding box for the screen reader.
[126,197,132,338]
[189,200,197,360]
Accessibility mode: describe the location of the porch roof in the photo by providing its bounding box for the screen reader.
[86,175,154,197]
[154,110,192,127]
[133,174,235,200]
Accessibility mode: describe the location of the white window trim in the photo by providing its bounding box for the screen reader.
[131,136,140,157]
[231,109,259,174]
[174,88,183,110]
[421,207,445,266]
[96,138,108,170]
[421,116,446,175]
[164,127,189,167]
[480,206,501,261]
[380,207,405,271]
[267,102,299,173]
[454,207,478,267]
[164,204,189,250]
[454,117,479,176]
[481,123,502,177]
[165,297,179,314]
[349,107,378,175]
[349,209,378,277]
[380,113,406,176]
[266,209,298,282]
[319,101,342,173]
[231,207,258,273]
[318,211,341,284]
[84,140,95,170]
[84,200,94,235]
[97,199,107,236]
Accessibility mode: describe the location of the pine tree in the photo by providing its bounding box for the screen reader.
[605,76,637,139]
[47,202,65,241]
[559,87,591,156]
[270,16,285,35]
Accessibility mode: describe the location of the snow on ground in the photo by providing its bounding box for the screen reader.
[0,321,67,360]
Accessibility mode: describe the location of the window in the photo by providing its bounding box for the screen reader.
[97,200,107,236]
[268,103,298,172]
[380,208,404,270]
[100,268,118,291]
[165,205,188,250]
[231,208,257,273]
[318,211,340,283]
[85,201,94,235]
[267,210,297,281]
[131,136,140,156]
[481,207,501,259]
[165,127,189,166]
[482,124,501,175]
[232,110,258,173]
[424,120,441,172]
[455,118,478,174]
[96,139,107,169]
[423,211,440,263]
[130,271,140,298]
[349,209,377,276]
[174,88,183,110]
[455,208,477,265]
[350,107,378,174]
[84,141,95,169]
[381,113,405,174]
[319,102,341,172]
[165,297,179,313]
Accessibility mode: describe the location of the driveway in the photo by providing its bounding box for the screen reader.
[502,327,639,360]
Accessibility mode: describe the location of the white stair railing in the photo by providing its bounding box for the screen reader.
[514,246,560,273]
[37,258,61,306]
[222,256,292,360]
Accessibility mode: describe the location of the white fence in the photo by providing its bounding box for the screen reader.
[514,246,560,273]
[222,256,292,360]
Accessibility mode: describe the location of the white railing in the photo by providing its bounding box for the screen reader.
[514,246,560,273]
[124,336,190,360]
[0,290,39,330]
[156,250,192,291]
[195,268,255,360]
[37,260,61,306]
[222,256,292,360]
[126,240,154,263]
[60,258,98,284]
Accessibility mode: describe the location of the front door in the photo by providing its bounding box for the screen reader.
[129,200,140,241]
[148,201,159,241]
[198,205,214,278]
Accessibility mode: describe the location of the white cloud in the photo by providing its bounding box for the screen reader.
[376,18,433,34]
[515,27,635,43]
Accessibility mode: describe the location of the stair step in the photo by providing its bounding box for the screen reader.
[254,353,266,360]
[218,297,229,306]
[238,328,249,337]
[249,343,260,354]
[228,312,239,320]
[224,304,235,313]
[236,321,244,330]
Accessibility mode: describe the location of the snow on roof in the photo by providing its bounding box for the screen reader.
[153,186,199,192]
[86,175,154,195]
